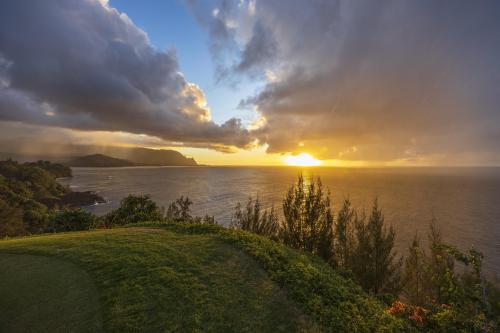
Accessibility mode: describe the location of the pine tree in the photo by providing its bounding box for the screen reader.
[351,200,401,294]
[281,174,335,263]
[352,211,372,290]
[427,219,456,304]
[334,198,355,268]
[231,197,278,238]
[367,199,401,294]
[402,233,430,306]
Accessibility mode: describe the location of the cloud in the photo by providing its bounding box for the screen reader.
[0,0,252,150]
[191,0,500,164]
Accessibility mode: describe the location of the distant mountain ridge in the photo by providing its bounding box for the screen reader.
[68,154,136,167]
[0,146,199,167]
[123,148,197,166]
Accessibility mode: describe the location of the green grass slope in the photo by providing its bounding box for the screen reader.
[0,227,314,333]
[0,224,406,332]
[0,253,102,333]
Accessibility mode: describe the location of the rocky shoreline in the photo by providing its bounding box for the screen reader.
[41,191,106,209]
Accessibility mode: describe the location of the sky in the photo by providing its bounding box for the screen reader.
[0,0,499,166]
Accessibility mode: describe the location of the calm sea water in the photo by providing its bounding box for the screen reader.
[59,166,500,277]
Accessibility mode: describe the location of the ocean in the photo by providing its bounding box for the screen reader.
[59,166,500,277]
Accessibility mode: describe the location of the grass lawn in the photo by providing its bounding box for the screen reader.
[0,228,314,332]
[0,253,102,333]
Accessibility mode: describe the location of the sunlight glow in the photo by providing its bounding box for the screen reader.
[284,153,322,166]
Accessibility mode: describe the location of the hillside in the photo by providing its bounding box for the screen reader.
[121,147,198,166]
[0,159,104,237]
[0,145,199,167]
[0,224,405,332]
[68,154,136,167]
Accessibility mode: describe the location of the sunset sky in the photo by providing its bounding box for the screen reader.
[1,0,500,166]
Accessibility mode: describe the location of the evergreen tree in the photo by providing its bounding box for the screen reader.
[427,219,456,304]
[402,233,430,306]
[367,199,401,294]
[231,196,278,238]
[334,198,355,268]
[281,174,335,263]
[352,211,372,290]
[352,200,401,294]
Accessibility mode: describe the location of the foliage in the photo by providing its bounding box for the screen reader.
[193,214,218,225]
[231,175,401,296]
[387,300,427,329]
[402,233,429,306]
[231,196,278,238]
[165,195,193,221]
[0,159,81,237]
[281,174,335,263]
[393,221,500,331]
[334,198,356,268]
[47,208,96,232]
[23,160,72,178]
[0,197,24,237]
[164,195,217,225]
[351,199,401,294]
[103,194,163,226]
[427,220,457,305]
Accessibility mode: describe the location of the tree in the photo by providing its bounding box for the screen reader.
[231,196,278,238]
[104,194,163,226]
[281,174,335,263]
[402,233,430,306]
[0,198,24,237]
[351,211,372,290]
[351,200,401,294]
[166,196,193,221]
[427,219,456,304]
[368,199,401,294]
[334,198,355,268]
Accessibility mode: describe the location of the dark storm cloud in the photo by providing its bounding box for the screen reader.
[0,0,251,150]
[191,0,500,164]
[235,20,277,74]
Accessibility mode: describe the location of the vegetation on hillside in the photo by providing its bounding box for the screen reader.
[230,175,500,332]
[0,159,103,237]
[68,154,136,167]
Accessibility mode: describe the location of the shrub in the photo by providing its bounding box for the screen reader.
[393,221,500,331]
[165,196,193,221]
[0,198,24,237]
[231,197,278,238]
[48,208,95,232]
[104,194,164,226]
[223,229,405,332]
[165,195,217,225]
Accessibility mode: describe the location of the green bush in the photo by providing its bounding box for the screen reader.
[0,198,24,237]
[104,194,164,227]
[48,209,96,232]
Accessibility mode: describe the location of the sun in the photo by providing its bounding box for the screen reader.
[284,153,322,166]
